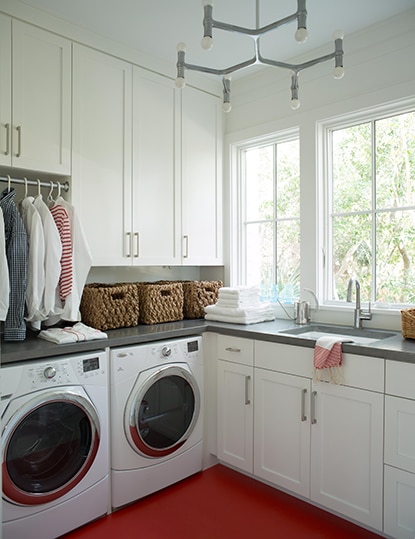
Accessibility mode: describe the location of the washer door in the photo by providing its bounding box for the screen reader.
[2,388,100,506]
[125,365,200,457]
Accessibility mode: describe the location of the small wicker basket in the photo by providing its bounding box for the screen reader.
[401,308,415,339]
[137,281,184,324]
[80,283,139,331]
[182,280,223,319]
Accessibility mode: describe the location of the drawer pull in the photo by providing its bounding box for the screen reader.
[225,347,241,353]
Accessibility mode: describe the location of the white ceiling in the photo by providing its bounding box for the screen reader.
[17,0,415,78]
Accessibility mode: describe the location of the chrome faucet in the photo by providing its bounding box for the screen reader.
[346,278,372,329]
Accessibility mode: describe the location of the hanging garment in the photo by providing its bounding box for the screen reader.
[0,188,27,341]
[33,194,63,318]
[18,196,47,329]
[50,202,73,301]
[54,196,92,322]
[0,206,10,321]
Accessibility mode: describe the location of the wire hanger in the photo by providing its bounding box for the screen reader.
[24,177,28,198]
[48,181,54,203]
[7,175,11,192]
[37,179,41,197]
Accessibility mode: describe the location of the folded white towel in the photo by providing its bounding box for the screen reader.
[215,298,262,309]
[38,322,108,344]
[204,312,275,324]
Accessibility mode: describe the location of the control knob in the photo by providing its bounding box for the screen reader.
[44,366,57,379]
[161,346,171,357]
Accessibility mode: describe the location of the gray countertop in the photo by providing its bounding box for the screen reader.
[1,318,415,365]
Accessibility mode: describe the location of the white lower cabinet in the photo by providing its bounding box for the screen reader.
[216,336,254,473]
[384,361,415,539]
[216,336,384,533]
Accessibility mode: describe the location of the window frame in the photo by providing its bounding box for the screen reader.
[229,127,300,291]
[318,97,415,310]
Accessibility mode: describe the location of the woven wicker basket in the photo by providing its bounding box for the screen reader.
[401,308,415,339]
[182,280,223,319]
[137,281,184,324]
[80,283,139,331]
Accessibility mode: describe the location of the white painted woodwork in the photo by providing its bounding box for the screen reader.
[0,15,71,173]
[254,368,311,497]
[384,465,415,539]
[72,44,132,266]
[217,335,254,365]
[385,395,415,474]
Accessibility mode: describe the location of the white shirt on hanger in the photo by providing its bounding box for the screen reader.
[33,194,63,318]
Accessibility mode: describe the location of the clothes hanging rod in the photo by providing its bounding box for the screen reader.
[0,175,70,192]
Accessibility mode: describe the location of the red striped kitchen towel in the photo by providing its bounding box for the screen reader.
[313,336,349,384]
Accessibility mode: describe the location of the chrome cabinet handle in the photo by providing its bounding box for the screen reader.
[134,232,139,257]
[245,375,251,405]
[311,391,317,424]
[225,347,241,353]
[4,123,10,155]
[183,235,189,258]
[16,125,21,157]
[301,388,307,422]
[125,232,132,257]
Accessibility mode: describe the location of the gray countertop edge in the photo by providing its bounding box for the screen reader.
[1,318,415,365]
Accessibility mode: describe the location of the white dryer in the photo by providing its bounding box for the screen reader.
[110,336,203,509]
[1,351,110,539]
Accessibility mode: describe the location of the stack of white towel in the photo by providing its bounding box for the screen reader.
[204,286,275,324]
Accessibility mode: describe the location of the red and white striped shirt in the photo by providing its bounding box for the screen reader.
[50,204,73,300]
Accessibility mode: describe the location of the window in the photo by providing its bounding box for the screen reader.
[235,132,300,302]
[323,106,415,307]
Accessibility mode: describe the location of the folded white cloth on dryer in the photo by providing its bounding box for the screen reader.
[38,322,108,344]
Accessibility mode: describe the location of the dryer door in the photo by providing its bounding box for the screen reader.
[2,388,100,505]
[126,364,200,457]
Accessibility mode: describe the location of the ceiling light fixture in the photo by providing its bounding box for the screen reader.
[175,0,344,112]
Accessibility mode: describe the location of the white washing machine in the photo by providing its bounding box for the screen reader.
[1,350,110,539]
[110,336,203,509]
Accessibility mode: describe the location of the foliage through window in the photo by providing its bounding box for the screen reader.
[326,109,415,306]
[239,135,300,302]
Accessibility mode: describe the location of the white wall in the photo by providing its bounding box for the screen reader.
[224,9,415,331]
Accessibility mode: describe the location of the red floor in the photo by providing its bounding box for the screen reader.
[62,464,383,539]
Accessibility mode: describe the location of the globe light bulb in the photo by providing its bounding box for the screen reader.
[202,0,214,6]
[176,42,187,52]
[333,30,344,41]
[332,66,344,79]
[295,27,308,43]
[175,77,186,89]
[290,98,300,110]
[223,102,232,113]
[201,36,213,50]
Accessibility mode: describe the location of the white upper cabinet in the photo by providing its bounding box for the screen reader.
[181,86,223,265]
[72,44,133,266]
[0,15,71,174]
[131,67,181,265]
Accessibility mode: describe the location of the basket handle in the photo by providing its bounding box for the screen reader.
[111,292,125,300]
[161,289,171,297]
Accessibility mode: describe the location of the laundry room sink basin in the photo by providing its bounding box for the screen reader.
[279,324,397,345]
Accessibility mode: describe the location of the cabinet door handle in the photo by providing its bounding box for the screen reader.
[125,232,132,257]
[4,123,10,155]
[225,347,241,353]
[16,125,21,157]
[245,375,251,405]
[183,235,189,258]
[301,388,307,422]
[311,391,317,424]
[134,232,139,257]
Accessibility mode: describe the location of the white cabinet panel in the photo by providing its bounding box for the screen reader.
[0,16,71,173]
[310,381,384,530]
[385,395,415,474]
[384,466,415,539]
[72,44,132,266]
[254,369,311,497]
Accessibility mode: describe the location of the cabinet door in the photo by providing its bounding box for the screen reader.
[254,369,311,497]
[72,44,132,266]
[310,382,383,531]
[385,395,415,473]
[0,14,11,166]
[12,20,71,173]
[132,67,180,265]
[181,86,223,265]
[384,465,415,539]
[217,359,253,473]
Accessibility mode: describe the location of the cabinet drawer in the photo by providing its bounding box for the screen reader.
[217,335,253,366]
[386,361,415,399]
[255,341,312,378]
